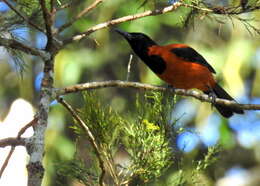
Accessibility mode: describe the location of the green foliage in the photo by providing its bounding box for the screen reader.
[195,145,220,171]
[56,92,221,185]
[122,92,175,182]
[55,157,98,186]
[152,145,221,186]
[79,91,124,149]
[189,145,220,185]
[122,118,173,181]
[16,0,41,16]
[57,91,175,185]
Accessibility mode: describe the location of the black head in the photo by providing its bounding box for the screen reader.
[115,29,166,74]
[115,29,157,57]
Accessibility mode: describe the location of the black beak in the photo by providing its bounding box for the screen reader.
[114,28,132,40]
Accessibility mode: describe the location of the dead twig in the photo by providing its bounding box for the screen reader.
[126,54,133,81]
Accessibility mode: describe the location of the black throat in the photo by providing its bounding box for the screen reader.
[127,36,166,74]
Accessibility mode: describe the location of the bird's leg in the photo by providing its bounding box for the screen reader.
[206,86,217,108]
[167,84,176,94]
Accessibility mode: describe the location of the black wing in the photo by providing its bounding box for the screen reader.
[171,47,216,74]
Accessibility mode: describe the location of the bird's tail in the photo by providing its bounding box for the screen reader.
[204,83,244,118]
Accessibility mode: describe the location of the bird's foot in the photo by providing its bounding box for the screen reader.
[208,91,217,108]
[167,84,176,93]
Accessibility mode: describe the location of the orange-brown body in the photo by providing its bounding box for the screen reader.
[148,44,215,92]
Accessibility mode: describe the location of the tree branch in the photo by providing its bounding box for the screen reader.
[0,36,50,60]
[56,80,260,110]
[0,137,26,148]
[62,2,182,45]
[0,117,38,178]
[180,1,260,15]
[27,57,55,186]
[2,0,44,33]
[211,5,260,15]
[57,97,106,186]
[0,147,15,178]
[56,0,104,34]
[62,1,260,46]
[39,0,53,50]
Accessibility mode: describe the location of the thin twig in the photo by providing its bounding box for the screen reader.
[57,98,106,186]
[17,117,38,138]
[39,0,53,50]
[126,54,133,81]
[2,0,44,33]
[56,0,104,34]
[0,147,15,178]
[63,3,182,45]
[0,117,38,178]
[56,80,260,110]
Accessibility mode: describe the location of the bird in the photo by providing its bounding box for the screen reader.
[115,29,244,118]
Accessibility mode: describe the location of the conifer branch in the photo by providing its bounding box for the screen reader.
[57,80,260,111]
[57,97,106,186]
[2,0,44,33]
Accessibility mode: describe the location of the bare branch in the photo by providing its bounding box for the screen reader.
[0,36,50,60]
[17,117,38,137]
[2,0,44,33]
[63,3,182,45]
[39,0,53,50]
[0,137,26,147]
[0,147,15,178]
[0,117,38,178]
[56,0,104,34]
[57,97,106,186]
[56,80,260,111]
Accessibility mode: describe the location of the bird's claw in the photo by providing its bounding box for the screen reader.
[208,91,217,108]
[167,84,176,93]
